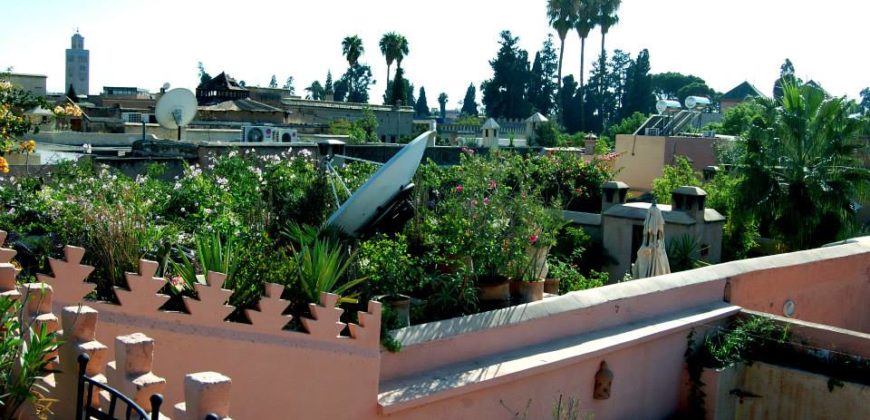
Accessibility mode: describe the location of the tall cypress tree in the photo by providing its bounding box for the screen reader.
[481,30,532,119]
[415,87,430,117]
[461,83,479,116]
[620,49,654,119]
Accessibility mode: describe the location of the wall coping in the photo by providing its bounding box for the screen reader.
[393,237,870,347]
[380,302,740,414]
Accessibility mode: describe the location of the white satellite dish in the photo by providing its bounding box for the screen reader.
[325,132,431,237]
[155,88,197,140]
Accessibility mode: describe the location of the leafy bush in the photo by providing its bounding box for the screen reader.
[549,259,607,294]
[651,156,701,204]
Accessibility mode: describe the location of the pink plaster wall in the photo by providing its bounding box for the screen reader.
[727,251,870,333]
[383,332,697,420]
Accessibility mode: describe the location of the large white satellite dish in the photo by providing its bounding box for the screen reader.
[325,132,431,236]
[155,88,197,140]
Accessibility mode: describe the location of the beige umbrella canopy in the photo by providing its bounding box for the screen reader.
[632,202,671,279]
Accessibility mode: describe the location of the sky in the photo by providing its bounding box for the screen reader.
[1,0,867,109]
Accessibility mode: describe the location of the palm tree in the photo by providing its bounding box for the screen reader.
[733,82,870,250]
[574,0,597,93]
[341,35,365,100]
[379,32,409,87]
[547,0,577,97]
[437,92,448,119]
[597,0,621,59]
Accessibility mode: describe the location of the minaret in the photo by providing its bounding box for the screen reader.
[65,30,90,97]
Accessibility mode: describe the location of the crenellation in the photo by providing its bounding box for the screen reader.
[245,282,292,331]
[301,292,347,339]
[116,259,171,313]
[106,332,166,412]
[173,371,233,420]
[182,271,234,323]
[36,245,95,304]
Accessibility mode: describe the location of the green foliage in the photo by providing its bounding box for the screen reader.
[482,31,532,119]
[0,294,61,418]
[339,64,374,104]
[619,49,655,120]
[268,75,278,89]
[651,156,701,204]
[379,305,403,352]
[532,121,559,147]
[305,80,325,100]
[704,316,790,368]
[197,62,211,84]
[549,259,607,294]
[730,82,870,250]
[707,101,764,136]
[602,111,647,145]
[357,234,419,297]
[666,234,708,272]
[437,93,448,120]
[327,108,378,143]
[527,35,559,116]
[651,72,707,100]
[292,238,368,305]
[460,83,479,116]
[415,87,430,117]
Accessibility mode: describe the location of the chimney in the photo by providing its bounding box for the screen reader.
[601,181,629,212]
[671,186,707,223]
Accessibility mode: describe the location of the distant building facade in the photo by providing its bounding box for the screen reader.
[65,31,90,96]
[282,98,414,142]
[5,73,47,97]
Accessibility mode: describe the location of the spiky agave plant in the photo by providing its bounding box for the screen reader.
[292,238,367,305]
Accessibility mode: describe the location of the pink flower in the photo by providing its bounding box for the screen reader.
[455,185,463,193]
[529,234,539,244]
[483,197,490,206]
[488,180,497,189]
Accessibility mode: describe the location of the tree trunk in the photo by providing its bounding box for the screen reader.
[556,38,565,126]
[580,36,587,132]
[386,63,392,91]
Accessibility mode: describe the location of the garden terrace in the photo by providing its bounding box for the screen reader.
[2,230,868,418]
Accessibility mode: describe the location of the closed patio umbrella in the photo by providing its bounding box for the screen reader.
[632,202,671,279]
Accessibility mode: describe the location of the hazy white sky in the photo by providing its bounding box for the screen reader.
[1,0,867,108]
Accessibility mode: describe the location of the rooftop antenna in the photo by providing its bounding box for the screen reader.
[324,131,432,237]
[155,88,197,140]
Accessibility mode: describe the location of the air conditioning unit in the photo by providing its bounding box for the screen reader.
[645,128,661,136]
[241,126,274,143]
[275,128,298,143]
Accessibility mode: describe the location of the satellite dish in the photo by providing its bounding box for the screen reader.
[325,132,431,237]
[155,88,197,140]
[162,82,171,91]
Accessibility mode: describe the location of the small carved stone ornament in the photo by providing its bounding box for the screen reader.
[593,361,613,400]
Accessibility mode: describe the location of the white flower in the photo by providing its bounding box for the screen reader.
[204,208,213,215]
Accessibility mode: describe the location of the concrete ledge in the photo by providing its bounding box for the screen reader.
[379,302,740,414]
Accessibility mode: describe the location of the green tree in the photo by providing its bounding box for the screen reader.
[620,49,654,119]
[733,82,870,250]
[650,72,705,100]
[379,32,409,87]
[460,83,479,116]
[596,0,622,59]
[527,36,559,116]
[283,76,295,94]
[197,62,212,84]
[333,77,348,102]
[415,87,430,117]
[547,0,577,100]
[560,75,581,133]
[481,30,532,119]
[859,87,870,114]
[533,120,560,147]
[652,156,701,204]
[340,64,374,103]
[708,101,763,136]
[437,92,448,119]
[574,0,597,94]
[305,81,324,100]
[603,111,647,145]
[773,58,800,100]
[385,67,409,106]
[341,35,365,96]
[269,75,278,88]
[324,71,334,100]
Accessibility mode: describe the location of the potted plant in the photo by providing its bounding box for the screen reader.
[357,234,417,327]
[508,193,563,303]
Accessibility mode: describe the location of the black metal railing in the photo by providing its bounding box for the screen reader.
[76,353,162,420]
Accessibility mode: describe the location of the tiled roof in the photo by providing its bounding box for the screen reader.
[721,81,764,101]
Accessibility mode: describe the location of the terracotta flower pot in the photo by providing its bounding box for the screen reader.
[544,278,560,295]
[478,277,510,304]
[377,294,411,328]
[513,280,544,304]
